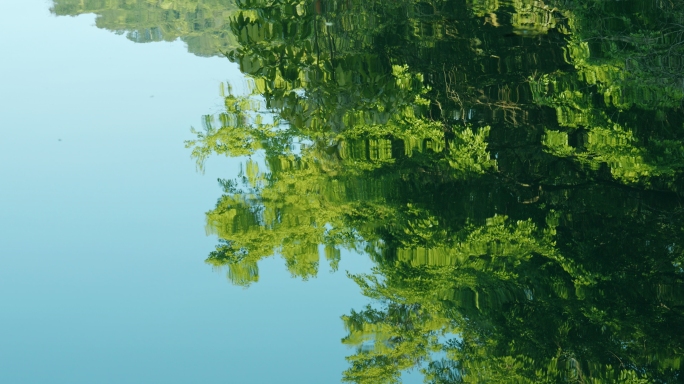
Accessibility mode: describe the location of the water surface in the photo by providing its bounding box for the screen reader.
[2,0,684,382]
[0,1,374,383]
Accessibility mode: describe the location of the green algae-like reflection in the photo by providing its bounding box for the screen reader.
[57,0,684,382]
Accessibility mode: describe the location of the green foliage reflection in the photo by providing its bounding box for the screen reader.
[182,0,684,382]
[51,0,239,56]
[54,0,684,381]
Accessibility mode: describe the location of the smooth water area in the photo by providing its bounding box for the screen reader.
[2,0,684,383]
[0,2,375,383]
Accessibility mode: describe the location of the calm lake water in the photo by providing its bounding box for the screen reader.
[1,0,683,383]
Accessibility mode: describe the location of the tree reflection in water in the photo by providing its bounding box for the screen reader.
[55,0,684,381]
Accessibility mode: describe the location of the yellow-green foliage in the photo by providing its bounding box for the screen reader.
[543,124,684,184]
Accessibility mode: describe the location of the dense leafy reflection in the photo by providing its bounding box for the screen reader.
[184,0,684,381]
[57,0,684,381]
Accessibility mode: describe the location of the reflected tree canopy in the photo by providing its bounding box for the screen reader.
[51,0,239,56]
[185,0,684,381]
[56,0,684,381]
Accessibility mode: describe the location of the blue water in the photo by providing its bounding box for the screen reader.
[0,2,378,382]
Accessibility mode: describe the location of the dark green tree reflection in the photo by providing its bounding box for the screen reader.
[51,0,683,381]
[186,0,684,381]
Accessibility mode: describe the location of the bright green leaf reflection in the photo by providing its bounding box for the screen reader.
[56,0,684,382]
[184,0,684,381]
